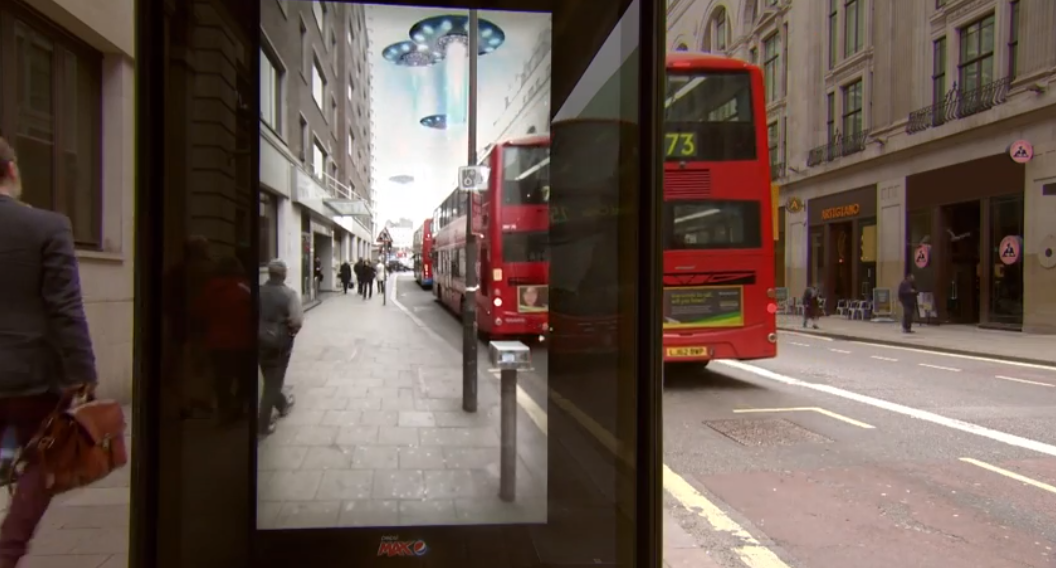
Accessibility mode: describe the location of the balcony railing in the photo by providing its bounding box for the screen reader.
[906,76,1011,135]
[806,129,869,167]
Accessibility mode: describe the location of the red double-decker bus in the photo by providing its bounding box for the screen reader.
[412,219,433,288]
[431,134,550,339]
[661,52,777,368]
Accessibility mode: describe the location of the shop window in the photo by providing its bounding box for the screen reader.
[809,226,825,290]
[906,209,934,291]
[859,221,877,297]
[989,195,1023,325]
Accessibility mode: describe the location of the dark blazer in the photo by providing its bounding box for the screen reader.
[0,195,97,396]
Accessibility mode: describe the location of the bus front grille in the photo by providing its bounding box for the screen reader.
[664,170,712,197]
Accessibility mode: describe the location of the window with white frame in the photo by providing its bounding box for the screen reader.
[843,0,864,57]
[260,47,282,133]
[348,129,355,155]
[312,58,325,109]
[841,79,863,138]
[313,139,327,178]
[959,14,995,93]
[763,33,780,103]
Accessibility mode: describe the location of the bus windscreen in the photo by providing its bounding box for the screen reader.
[502,146,550,205]
[664,71,756,161]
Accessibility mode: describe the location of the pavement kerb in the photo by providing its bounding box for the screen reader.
[387,276,550,437]
[777,325,1056,368]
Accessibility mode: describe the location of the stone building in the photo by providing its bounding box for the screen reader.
[668,0,1056,332]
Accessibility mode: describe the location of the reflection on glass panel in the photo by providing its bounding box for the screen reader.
[989,194,1024,325]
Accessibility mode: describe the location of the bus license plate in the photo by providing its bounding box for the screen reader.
[666,346,709,358]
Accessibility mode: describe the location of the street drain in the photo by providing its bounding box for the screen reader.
[704,417,832,447]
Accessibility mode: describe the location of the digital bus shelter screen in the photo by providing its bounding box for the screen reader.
[255,1,552,530]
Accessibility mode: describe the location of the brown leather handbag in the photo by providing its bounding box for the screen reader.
[18,396,128,494]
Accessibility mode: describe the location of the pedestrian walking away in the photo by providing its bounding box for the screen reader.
[801,285,820,329]
[258,259,303,437]
[375,257,387,298]
[362,259,376,300]
[0,136,98,567]
[898,273,919,333]
[339,260,353,294]
[354,258,367,297]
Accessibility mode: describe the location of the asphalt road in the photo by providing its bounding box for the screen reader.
[394,276,1056,568]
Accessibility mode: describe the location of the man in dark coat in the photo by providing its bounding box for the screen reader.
[898,273,919,333]
[0,136,97,566]
[339,261,353,294]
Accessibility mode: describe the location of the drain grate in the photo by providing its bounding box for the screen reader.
[704,417,832,447]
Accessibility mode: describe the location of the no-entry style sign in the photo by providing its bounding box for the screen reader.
[1009,140,1034,164]
[914,244,930,268]
[999,235,1022,265]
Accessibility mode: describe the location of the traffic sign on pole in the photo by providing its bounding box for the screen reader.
[458,165,490,192]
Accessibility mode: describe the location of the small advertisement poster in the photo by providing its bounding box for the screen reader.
[663,286,744,328]
[872,288,893,316]
[517,285,549,313]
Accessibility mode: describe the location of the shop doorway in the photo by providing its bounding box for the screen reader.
[830,221,854,301]
[942,200,981,324]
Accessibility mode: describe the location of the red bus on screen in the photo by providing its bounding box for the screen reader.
[431,134,550,340]
[413,218,434,288]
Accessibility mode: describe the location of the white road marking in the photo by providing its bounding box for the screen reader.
[870,355,899,362]
[848,341,1056,372]
[733,407,874,429]
[789,342,811,347]
[664,465,793,568]
[717,360,1056,458]
[782,331,833,341]
[919,363,961,372]
[995,375,1054,387]
[960,458,1056,495]
[829,348,851,354]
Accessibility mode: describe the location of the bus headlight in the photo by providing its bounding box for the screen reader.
[768,333,778,343]
[767,302,778,314]
[493,297,502,307]
[492,268,503,281]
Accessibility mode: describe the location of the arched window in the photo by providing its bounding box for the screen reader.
[702,6,730,53]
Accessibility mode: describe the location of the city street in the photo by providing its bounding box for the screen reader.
[401,277,1056,568]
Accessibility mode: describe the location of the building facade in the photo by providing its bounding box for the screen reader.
[668,0,1056,333]
[260,0,375,298]
[9,0,136,400]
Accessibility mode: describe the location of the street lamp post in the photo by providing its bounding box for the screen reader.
[462,10,480,413]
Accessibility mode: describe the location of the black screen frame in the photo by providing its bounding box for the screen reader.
[132,0,664,565]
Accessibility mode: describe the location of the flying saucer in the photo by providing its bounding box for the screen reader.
[408,15,506,56]
[381,40,442,67]
[419,114,448,130]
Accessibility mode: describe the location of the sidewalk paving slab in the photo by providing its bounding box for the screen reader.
[778,314,1056,366]
[256,286,548,528]
[663,509,723,568]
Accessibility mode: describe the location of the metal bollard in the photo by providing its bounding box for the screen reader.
[488,341,531,503]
